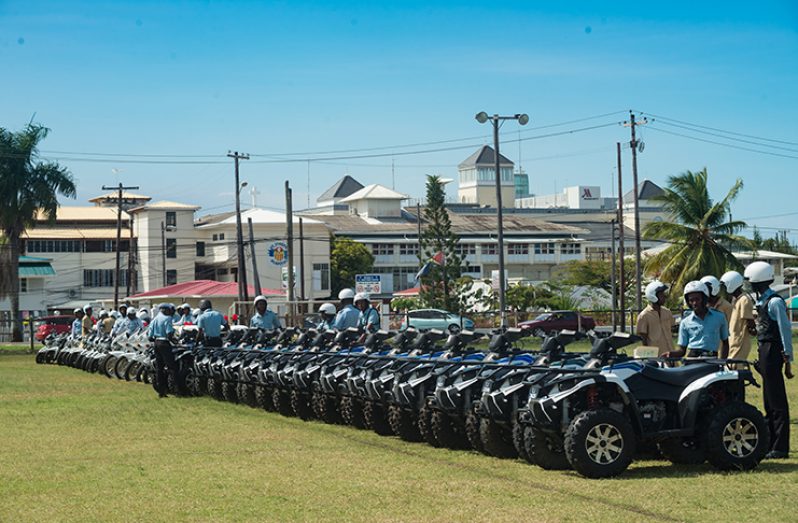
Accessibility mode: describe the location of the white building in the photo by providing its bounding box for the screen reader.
[457,145,515,207]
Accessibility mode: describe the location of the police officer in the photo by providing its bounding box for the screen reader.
[176,303,193,325]
[250,295,282,330]
[148,303,177,398]
[317,302,337,330]
[71,308,83,337]
[635,280,674,356]
[744,261,793,459]
[118,303,128,318]
[665,280,729,359]
[123,307,145,336]
[333,288,359,330]
[720,270,756,361]
[197,299,226,347]
[81,304,94,336]
[702,275,733,353]
[355,293,380,335]
[97,310,114,335]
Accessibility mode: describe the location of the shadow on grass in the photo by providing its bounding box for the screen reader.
[614,460,798,480]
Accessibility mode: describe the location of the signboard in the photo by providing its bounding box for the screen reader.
[490,270,507,291]
[268,241,289,266]
[281,266,297,289]
[355,274,382,295]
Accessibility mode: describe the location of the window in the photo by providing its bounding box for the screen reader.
[20,278,28,293]
[219,233,225,241]
[165,211,176,227]
[313,263,330,291]
[561,242,581,255]
[456,243,476,256]
[481,244,497,256]
[25,240,81,253]
[507,243,529,255]
[371,243,394,256]
[84,240,129,253]
[212,234,218,241]
[166,269,177,286]
[212,233,225,242]
[534,243,555,255]
[196,241,206,257]
[217,268,229,276]
[399,244,419,256]
[166,239,177,259]
[83,269,127,288]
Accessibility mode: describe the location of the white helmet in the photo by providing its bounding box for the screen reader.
[126,307,137,316]
[354,292,370,304]
[720,271,744,294]
[338,288,355,301]
[111,311,121,319]
[83,304,93,312]
[137,309,149,320]
[179,302,191,311]
[684,280,709,297]
[700,275,721,297]
[744,261,775,284]
[99,310,108,318]
[73,308,82,315]
[319,302,336,315]
[253,295,268,306]
[644,280,667,303]
[192,308,201,317]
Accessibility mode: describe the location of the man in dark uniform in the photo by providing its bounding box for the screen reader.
[744,261,794,459]
[148,303,177,398]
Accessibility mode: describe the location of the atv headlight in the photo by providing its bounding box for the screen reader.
[436,375,446,387]
[529,385,540,399]
[482,382,491,394]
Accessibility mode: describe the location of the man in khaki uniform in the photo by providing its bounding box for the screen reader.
[81,305,94,336]
[636,280,674,356]
[702,275,733,353]
[720,270,756,360]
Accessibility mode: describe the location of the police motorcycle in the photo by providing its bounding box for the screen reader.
[362,329,449,436]
[341,329,420,429]
[235,328,292,408]
[218,327,270,403]
[36,333,69,364]
[205,326,252,400]
[288,329,340,419]
[266,327,325,415]
[310,328,368,423]
[387,330,485,442]
[518,334,768,478]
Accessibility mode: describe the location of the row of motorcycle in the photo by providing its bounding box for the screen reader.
[36,324,769,478]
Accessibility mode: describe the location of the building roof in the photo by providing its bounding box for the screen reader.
[88,191,152,203]
[458,145,514,170]
[317,175,364,203]
[129,200,200,212]
[339,184,408,203]
[623,179,665,203]
[23,227,127,240]
[734,250,798,260]
[127,280,284,300]
[35,206,129,222]
[196,207,323,228]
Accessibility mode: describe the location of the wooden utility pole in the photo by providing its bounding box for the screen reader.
[624,111,648,314]
[299,217,306,302]
[227,151,250,306]
[616,142,626,331]
[102,182,139,310]
[610,219,617,331]
[285,181,295,325]
[247,217,262,294]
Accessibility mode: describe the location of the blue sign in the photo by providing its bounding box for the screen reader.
[268,241,289,266]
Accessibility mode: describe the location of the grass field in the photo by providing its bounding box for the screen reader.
[1,352,797,523]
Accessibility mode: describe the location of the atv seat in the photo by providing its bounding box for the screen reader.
[641,363,718,388]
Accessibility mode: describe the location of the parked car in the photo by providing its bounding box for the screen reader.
[400,309,474,333]
[518,310,595,336]
[34,315,75,341]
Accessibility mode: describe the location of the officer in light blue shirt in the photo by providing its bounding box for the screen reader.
[670,280,729,358]
[355,292,381,334]
[197,299,226,347]
[250,295,282,330]
[148,303,177,398]
[71,308,83,337]
[147,304,176,340]
[175,303,193,325]
[333,288,360,330]
[317,302,337,331]
[120,308,144,336]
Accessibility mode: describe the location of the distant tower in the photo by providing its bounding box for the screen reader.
[457,145,515,207]
[514,169,530,199]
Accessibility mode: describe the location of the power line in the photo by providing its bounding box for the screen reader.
[639,111,798,147]
[654,120,798,153]
[645,126,798,160]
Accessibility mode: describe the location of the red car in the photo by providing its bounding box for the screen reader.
[518,310,595,336]
[34,315,75,341]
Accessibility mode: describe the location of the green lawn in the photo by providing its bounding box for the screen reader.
[1,353,797,523]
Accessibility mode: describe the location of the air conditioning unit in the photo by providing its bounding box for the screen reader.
[67,289,79,299]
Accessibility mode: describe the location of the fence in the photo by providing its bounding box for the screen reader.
[0,318,39,350]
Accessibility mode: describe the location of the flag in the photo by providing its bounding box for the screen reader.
[431,251,445,265]
[415,261,432,282]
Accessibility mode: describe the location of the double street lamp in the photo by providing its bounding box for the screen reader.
[475,111,529,328]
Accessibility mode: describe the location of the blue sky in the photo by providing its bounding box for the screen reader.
[2,1,797,238]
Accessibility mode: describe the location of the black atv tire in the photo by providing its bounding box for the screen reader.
[207,377,224,400]
[388,405,422,442]
[36,351,46,364]
[239,383,257,407]
[183,368,200,397]
[511,421,530,462]
[418,404,440,447]
[564,408,636,479]
[658,437,706,465]
[291,390,314,420]
[256,385,275,411]
[703,401,769,471]
[363,400,393,436]
[222,381,239,403]
[340,396,367,429]
[524,426,569,470]
[479,418,518,459]
[312,390,341,424]
[464,408,485,453]
[431,410,467,450]
[273,388,293,416]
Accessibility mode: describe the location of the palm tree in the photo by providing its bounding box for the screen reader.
[0,124,75,341]
[642,168,753,295]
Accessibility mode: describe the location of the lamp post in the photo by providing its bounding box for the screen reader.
[475,112,529,329]
[161,221,176,287]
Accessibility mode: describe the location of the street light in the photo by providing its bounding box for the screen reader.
[475,111,529,328]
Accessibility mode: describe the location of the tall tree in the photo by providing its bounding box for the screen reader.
[0,124,75,341]
[642,168,753,294]
[418,175,463,311]
[329,236,374,295]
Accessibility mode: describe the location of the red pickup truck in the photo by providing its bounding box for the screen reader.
[518,310,595,336]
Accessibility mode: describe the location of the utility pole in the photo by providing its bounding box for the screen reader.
[624,111,648,314]
[616,142,626,331]
[228,151,250,306]
[610,219,617,331]
[285,181,295,325]
[126,214,135,299]
[416,202,423,266]
[161,221,167,287]
[299,217,306,302]
[102,182,139,310]
[247,217,262,295]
